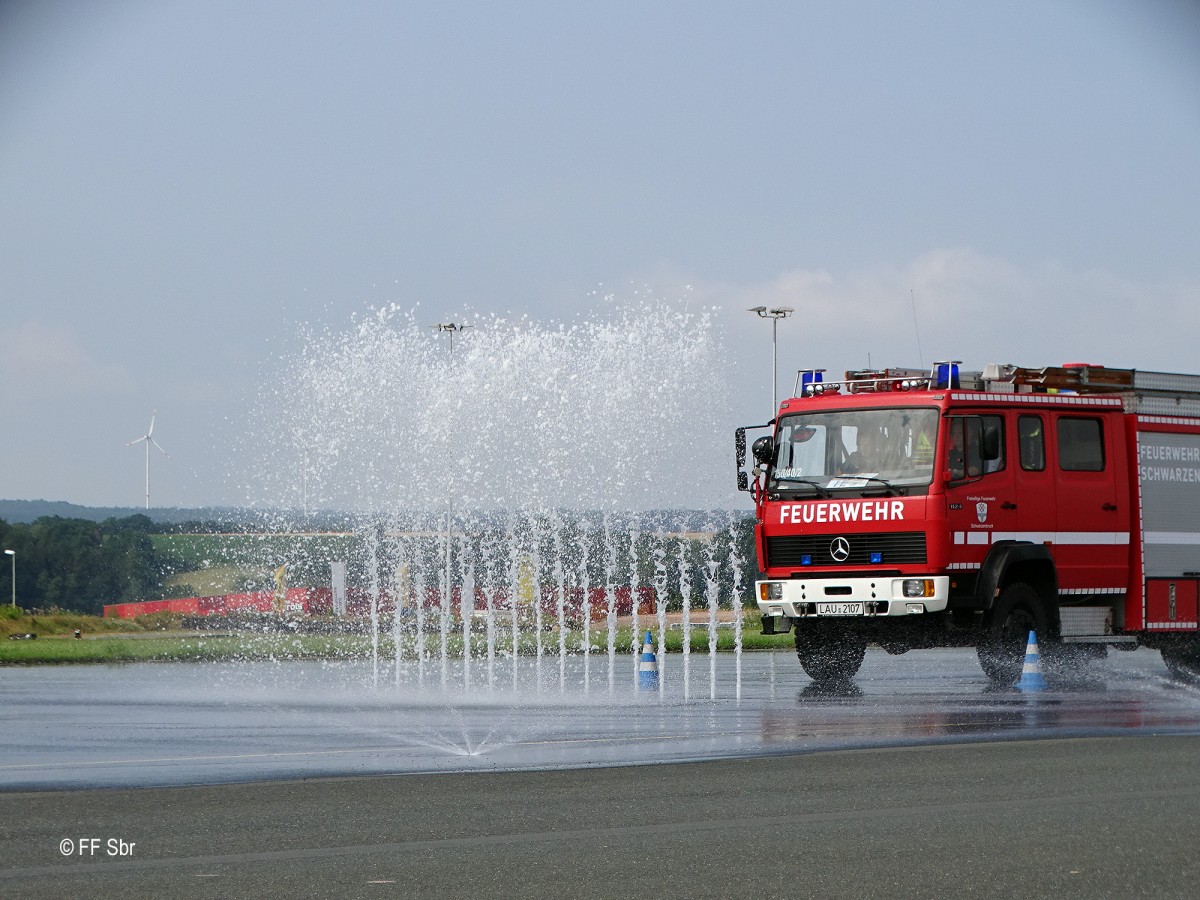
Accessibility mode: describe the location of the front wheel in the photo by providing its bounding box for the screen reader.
[795,622,867,684]
[976,582,1047,688]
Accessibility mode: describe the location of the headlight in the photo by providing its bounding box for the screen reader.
[902,579,935,598]
[759,582,784,601]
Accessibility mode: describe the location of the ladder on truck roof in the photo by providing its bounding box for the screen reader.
[796,363,1200,416]
[987,364,1200,417]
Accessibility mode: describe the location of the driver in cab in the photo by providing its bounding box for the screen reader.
[841,427,882,474]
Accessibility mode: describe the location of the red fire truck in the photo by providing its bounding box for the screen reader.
[736,361,1200,686]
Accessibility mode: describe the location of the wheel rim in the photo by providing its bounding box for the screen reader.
[1000,606,1037,645]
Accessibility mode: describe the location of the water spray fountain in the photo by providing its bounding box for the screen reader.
[244,300,752,700]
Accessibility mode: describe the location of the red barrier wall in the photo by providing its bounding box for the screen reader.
[104,589,315,619]
[103,585,657,620]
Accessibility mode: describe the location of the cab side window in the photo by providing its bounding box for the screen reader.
[947,417,969,480]
[980,415,1005,474]
[1057,417,1105,472]
[947,415,1005,480]
[1018,415,1045,471]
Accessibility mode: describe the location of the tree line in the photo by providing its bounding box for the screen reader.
[0,515,170,616]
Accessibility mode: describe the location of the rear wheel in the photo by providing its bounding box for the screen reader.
[795,622,867,684]
[1162,645,1200,686]
[976,583,1047,688]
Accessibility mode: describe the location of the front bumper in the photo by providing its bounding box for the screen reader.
[755,575,950,618]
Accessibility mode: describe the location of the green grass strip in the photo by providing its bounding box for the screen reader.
[0,625,795,665]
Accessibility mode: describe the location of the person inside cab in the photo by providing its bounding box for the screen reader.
[842,426,882,474]
[946,418,991,480]
[948,424,968,480]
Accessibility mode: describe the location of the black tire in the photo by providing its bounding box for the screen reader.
[976,582,1047,688]
[795,622,867,684]
[1162,646,1200,686]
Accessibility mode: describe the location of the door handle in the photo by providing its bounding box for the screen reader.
[1001,501,1017,510]
[1102,503,1118,511]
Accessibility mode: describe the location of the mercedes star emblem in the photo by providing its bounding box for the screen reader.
[830,536,851,562]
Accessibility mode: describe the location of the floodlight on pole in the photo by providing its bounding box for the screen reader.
[748,306,795,413]
[4,549,14,608]
[431,322,471,356]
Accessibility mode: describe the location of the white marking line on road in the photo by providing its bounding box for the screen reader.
[0,732,704,771]
[0,747,420,770]
[0,721,1024,775]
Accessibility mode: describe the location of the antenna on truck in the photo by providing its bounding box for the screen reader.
[910,289,925,369]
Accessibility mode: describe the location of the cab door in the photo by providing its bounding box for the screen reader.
[944,413,1019,569]
[1051,411,1130,592]
[1013,412,1057,546]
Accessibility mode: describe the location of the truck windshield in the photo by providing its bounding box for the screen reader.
[769,407,938,494]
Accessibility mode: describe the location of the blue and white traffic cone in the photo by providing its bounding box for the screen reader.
[638,630,659,691]
[1017,630,1048,693]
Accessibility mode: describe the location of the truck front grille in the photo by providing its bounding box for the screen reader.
[766,531,927,568]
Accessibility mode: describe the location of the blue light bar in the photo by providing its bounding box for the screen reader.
[933,360,961,389]
[799,369,825,396]
[870,552,883,564]
[801,554,813,566]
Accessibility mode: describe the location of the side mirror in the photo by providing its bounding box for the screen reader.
[751,436,775,465]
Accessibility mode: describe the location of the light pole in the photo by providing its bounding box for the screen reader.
[430,322,471,678]
[747,306,794,413]
[4,549,14,608]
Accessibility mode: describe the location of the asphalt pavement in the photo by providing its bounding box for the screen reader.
[3,735,1199,899]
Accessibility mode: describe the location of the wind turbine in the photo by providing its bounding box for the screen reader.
[127,410,169,509]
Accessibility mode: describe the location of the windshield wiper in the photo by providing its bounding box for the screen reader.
[849,475,906,496]
[770,476,832,498]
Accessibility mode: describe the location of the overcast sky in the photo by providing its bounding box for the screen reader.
[1,0,1198,510]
